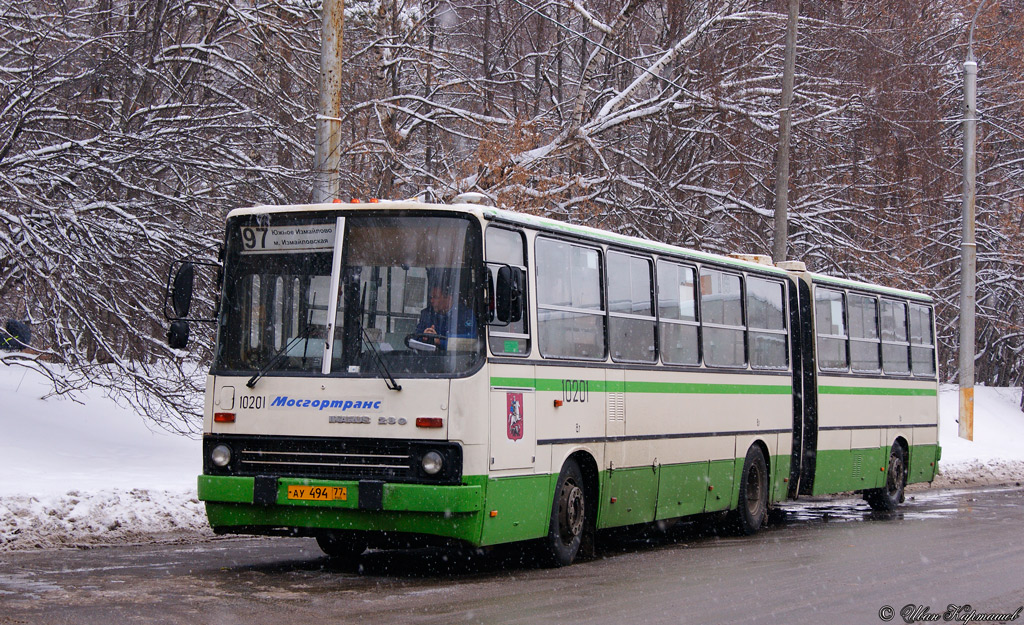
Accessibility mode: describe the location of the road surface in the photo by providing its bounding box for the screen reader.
[1,486,1023,625]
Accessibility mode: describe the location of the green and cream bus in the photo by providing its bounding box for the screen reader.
[173,197,940,566]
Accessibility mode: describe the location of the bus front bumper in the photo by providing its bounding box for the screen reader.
[197,475,485,542]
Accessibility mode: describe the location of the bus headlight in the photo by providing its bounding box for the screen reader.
[421,450,444,475]
[211,444,232,467]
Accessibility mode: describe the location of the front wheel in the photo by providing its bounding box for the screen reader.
[865,444,907,511]
[730,446,768,535]
[542,459,586,567]
[316,531,367,560]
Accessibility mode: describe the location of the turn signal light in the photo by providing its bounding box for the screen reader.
[214,412,236,423]
[416,417,444,428]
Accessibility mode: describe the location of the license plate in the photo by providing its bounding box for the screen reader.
[286,485,347,501]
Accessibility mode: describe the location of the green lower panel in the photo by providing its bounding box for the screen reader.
[771,455,792,502]
[479,474,553,546]
[908,444,939,484]
[812,448,886,495]
[598,466,659,528]
[656,462,709,520]
[708,459,736,512]
[812,444,939,496]
[199,451,795,546]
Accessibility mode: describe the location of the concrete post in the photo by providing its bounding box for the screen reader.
[772,0,800,264]
[313,0,344,203]
[959,59,977,441]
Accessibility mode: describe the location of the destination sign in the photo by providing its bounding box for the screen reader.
[239,223,336,254]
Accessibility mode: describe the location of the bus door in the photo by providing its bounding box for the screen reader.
[790,276,818,497]
[485,226,535,471]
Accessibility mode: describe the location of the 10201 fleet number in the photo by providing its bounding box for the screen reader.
[239,395,265,410]
[561,379,590,403]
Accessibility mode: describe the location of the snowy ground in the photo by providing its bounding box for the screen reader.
[2,361,1023,551]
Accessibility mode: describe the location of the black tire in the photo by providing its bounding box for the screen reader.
[731,446,768,536]
[865,444,907,511]
[542,459,587,567]
[316,531,367,560]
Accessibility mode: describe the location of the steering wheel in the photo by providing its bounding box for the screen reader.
[405,332,446,351]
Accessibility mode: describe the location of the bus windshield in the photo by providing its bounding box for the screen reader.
[213,212,484,378]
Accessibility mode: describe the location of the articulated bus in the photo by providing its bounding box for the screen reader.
[176,197,939,566]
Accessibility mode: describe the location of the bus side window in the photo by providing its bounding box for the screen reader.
[848,293,881,373]
[909,303,936,376]
[657,260,699,365]
[700,268,745,367]
[536,238,606,360]
[607,251,655,363]
[747,277,787,370]
[486,227,529,356]
[815,287,848,371]
[881,299,911,374]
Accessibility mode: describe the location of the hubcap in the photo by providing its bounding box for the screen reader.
[559,479,585,543]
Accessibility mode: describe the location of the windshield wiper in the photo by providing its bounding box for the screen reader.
[362,328,401,391]
[247,292,317,389]
[246,324,314,389]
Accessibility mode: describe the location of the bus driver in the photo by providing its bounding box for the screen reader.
[415,284,475,348]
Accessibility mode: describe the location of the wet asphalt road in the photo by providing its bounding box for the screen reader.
[2,486,1023,625]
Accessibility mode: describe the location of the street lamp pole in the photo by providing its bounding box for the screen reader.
[959,2,987,441]
[772,0,800,264]
[313,0,344,203]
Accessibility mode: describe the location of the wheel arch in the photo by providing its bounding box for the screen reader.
[734,439,772,508]
[891,435,910,485]
[566,450,600,513]
[892,435,910,455]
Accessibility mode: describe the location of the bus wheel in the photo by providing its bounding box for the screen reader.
[866,444,907,511]
[316,531,367,560]
[543,459,586,567]
[731,446,768,536]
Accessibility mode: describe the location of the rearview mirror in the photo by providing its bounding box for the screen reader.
[171,262,195,319]
[495,266,524,323]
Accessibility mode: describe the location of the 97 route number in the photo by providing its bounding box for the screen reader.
[241,227,268,250]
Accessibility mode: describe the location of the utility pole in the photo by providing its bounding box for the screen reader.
[959,2,988,441]
[772,0,800,264]
[313,0,344,203]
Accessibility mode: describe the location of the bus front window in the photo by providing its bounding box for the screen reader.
[214,213,483,378]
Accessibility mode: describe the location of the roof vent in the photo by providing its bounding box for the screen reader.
[453,192,491,205]
[729,253,773,266]
[776,260,807,272]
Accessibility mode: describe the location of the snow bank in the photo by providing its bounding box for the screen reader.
[1,361,1023,551]
[0,489,212,550]
[0,361,206,550]
[933,385,1024,488]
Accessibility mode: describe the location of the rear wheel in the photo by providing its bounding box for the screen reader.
[866,444,907,511]
[731,446,768,535]
[316,531,367,560]
[542,459,586,567]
